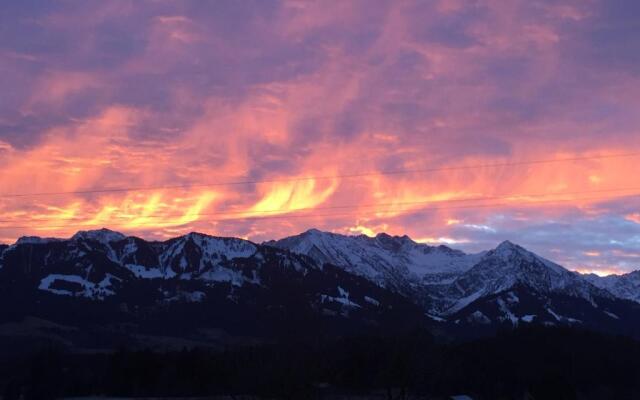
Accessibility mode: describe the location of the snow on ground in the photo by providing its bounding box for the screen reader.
[445,290,485,315]
[506,291,519,304]
[604,311,620,319]
[546,307,582,324]
[320,286,362,308]
[198,267,259,286]
[165,290,206,303]
[467,311,491,324]
[521,314,536,323]
[496,297,518,325]
[38,273,118,299]
[124,264,164,279]
[426,313,446,322]
[364,295,380,306]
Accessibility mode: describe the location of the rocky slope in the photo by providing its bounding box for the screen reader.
[0,229,427,351]
[271,230,640,336]
[584,270,640,303]
[1,228,639,348]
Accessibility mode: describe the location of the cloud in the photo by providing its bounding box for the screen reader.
[0,0,639,273]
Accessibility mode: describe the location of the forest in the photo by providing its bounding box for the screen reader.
[2,326,640,400]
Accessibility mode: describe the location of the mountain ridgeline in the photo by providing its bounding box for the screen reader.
[0,228,639,352]
[270,229,640,337]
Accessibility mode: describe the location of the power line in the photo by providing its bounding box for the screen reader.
[1,152,639,198]
[1,192,637,231]
[1,185,639,224]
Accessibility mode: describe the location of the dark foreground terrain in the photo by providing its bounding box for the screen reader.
[2,326,639,400]
[1,231,639,399]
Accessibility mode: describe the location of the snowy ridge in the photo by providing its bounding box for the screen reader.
[585,270,640,303]
[269,229,482,292]
[1,229,440,347]
[162,232,257,272]
[158,232,258,281]
[2,228,638,330]
[15,236,63,245]
[3,229,313,300]
[270,231,635,325]
[72,228,126,244]
[436,240,608,314]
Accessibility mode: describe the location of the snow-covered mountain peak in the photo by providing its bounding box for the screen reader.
[490,240,531,260]
[302,228,324,236]
[435,240,607,315]
[158,232,259,277]
[72,228,126,244]
[495,239,518,251]
[493,241,574,279]
[484,240,564,273]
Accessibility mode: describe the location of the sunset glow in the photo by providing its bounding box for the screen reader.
[1,0,639,274]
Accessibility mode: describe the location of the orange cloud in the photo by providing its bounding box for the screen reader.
[245,177,339,218]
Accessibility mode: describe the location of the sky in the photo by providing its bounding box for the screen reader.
[1,0,639,275]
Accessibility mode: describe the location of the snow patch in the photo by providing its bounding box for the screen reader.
[467,311,491,324]
[506,291,519,304]
[446,290,484,315]
[364,295,380,306]
[521,314,536,323]
[124,264,164,279]
[198,267,259,286]
[604,310,620,320]
[38,273,119,299]
[165,290,206,303]
[546,307,581,324]
[320,287,362,309]
[496,297,518,325]
[546,307,561,321]
[426,313,446,322]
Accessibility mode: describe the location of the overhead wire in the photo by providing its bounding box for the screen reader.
[1,151,639,198]
[0,185,639,225]
[0,192,637,231]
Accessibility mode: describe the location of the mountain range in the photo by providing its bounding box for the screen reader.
[271,230,640,335]
[0,228,639,352]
